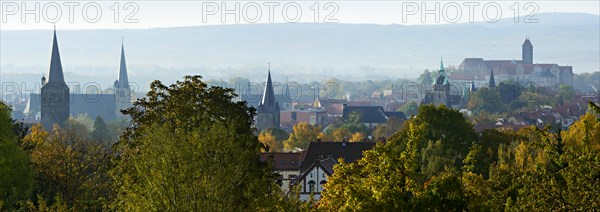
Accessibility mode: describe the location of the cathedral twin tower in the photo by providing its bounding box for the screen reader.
[41,29,131,130]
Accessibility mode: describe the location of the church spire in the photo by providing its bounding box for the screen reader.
[440,58,445,73]
[489,68,496,87]
[261,63,276,106]
[118,38,130,88]
[48,27,65,83]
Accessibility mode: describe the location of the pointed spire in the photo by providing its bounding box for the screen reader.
[489,68,496,87]
[118,38,130,88]
[261,63,276,106]
[470,81,476,92]
[440,58,445,73]
[47,27,65,83]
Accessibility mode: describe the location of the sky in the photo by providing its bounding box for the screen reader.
[1,1,599,30]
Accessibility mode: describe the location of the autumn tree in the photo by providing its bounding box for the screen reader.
[331,127,351,142]
[110,76,278,210]
[284,122,321,151]
[23,124,111,210]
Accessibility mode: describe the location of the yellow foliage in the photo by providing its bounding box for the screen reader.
[564,113,600,150]
[350,132,365,142]
[259,131,279,152]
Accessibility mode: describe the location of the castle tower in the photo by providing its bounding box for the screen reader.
[114,39,132,117]
[255,64,280,131]
[41,28,70,130]
[522,38,533,64]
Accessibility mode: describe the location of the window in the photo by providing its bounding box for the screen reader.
[290,175,297,184]
[308,180,316,192]
[291,112,297,120]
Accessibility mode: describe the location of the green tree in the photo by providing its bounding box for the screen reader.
[399,101,419,117]
[110,76,278,211]
[319,105,476,210]
[0,102,33,210]
[555,85,575,106]
[90,116,109,144]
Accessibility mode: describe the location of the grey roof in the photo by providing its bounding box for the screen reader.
[522,38,533,47]
[342,105,389,123]
[117,41,130,88]
[257,69,280,113]
[299,141,376,173]
[48,29,65,83]
[31,93,117,121]
[384,111,407,120]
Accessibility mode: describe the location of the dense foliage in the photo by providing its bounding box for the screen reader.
[319,104,600,211]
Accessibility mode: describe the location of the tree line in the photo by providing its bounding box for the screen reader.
[1,75,598,211]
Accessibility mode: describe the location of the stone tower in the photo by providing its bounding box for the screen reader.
[433,60,450,106]
[255,64,280,131]
[522,38,533,64]
[41,28,70,130]
[114,40,132,117]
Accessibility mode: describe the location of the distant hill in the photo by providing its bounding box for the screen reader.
[1,12,598,87]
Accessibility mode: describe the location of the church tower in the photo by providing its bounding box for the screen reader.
[489,68,496,87]
[433,59,450,106]
[114,39,132,117]
[522,38,533,64]
[255,64,280,131]
[41,28,70,130]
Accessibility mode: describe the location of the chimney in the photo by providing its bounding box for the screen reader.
[316,138,322,142]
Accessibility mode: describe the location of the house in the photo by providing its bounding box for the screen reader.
[280,109,328,129]
[260,152,302,194]
[293,141,377,201]
[341,104,407,129]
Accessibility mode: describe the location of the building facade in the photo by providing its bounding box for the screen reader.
[452,38,573,87]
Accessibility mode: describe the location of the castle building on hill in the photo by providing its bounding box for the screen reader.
[451,38,573,88]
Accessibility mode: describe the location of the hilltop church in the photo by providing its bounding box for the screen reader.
[28,29,133,130]
[450,38,573,87]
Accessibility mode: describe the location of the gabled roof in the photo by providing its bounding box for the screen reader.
[342,105,405,123]
[300,141,376,173]
[260,152,302,171]
[294,156,338,186]
[459,58,484,68]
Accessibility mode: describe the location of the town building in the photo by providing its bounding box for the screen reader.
[29,30,133,129]
[255,66,281,131]
[341,104,407,129]
[293,141,376,201]
[40,29,70,130]
[452,38,573,87]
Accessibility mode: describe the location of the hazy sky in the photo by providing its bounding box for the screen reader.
[1,1,599,30]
